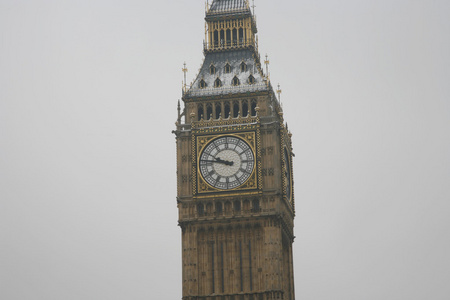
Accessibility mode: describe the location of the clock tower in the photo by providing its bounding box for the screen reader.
[174,1,295,300]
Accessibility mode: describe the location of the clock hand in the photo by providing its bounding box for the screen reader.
[215,157,234,166]
[200,159,233,166]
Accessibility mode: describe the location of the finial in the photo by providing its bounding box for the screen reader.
[252,0,256,15]
[264,54,270,79]
[276,83,282,103]
[182,62,188,92]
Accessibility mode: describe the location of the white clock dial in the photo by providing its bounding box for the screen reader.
[199,136,255,190]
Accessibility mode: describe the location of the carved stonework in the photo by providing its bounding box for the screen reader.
[175,2,296,299]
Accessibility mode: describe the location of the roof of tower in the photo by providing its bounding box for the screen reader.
[206,0,252,18]
[184,49,268,99]
[210,0,249,12]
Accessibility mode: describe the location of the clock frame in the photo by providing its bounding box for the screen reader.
[193,131,260,196]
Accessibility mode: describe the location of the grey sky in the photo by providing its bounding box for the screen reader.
[1,0,449,299]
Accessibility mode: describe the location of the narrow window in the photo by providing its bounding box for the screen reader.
[226,29,231,47]
[232,76,240,86]
[216,202,223,214]
[240,62,247,72]
[215,102,222,119]
[224,102,231,118]
[242,100,249,117]
[233,101,239,118]
[252,199,260,212]
[251,99,257,116]
[206,203,213,215]
[243,199,250,211]
[225,201,232,213]
[233,28,237,46]
[214,31,219,47]
[206,104,213,120]
[199,79,207,89]
[239,28,244,45]
[214,78,222,88]
[220,30,225,46]
[210,64,216,75]
[234,200,241,212]
[224,63,231,73]
[248,74,255,84]
[197,105,204,121]
[197,203,204,216]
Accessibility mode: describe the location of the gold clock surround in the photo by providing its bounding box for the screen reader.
[194,131,260,196]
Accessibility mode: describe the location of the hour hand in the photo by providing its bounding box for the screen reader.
[200,158,228,165]
[215,157,234,166]
[200,158,233,166]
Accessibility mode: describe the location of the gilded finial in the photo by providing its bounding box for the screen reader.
[182,62,188,92]
[264,54,270,79]
[276,83,282,103]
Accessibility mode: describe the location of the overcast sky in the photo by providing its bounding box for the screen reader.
[1,0,449,299]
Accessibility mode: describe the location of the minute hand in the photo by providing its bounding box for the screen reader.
[200,158,234,166]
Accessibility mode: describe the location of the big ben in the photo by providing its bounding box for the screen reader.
[174,1,295,300]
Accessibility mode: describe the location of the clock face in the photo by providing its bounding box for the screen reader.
[199,136,255,190]
[284,148,292,202]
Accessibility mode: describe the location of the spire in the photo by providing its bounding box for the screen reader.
[182,62,188,93]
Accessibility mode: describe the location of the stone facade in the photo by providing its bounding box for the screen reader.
[174,1,295,299]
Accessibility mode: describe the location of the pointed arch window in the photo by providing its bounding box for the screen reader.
[197,104,204,121]
[224,102,231,119]
[232,76,240,86]
[215,102,221,119]
[248,74,255,84]
[251,99,257,116]
[214,78,222,88]
[199,79,207,89]
[240,62,247,72]
[242,100,249,117]
[214,30,219,47]
[239,28,244,45]
[210,64,216,75]
[206,103,213,120]
[233,100,240,118]
[224,63,231,73]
